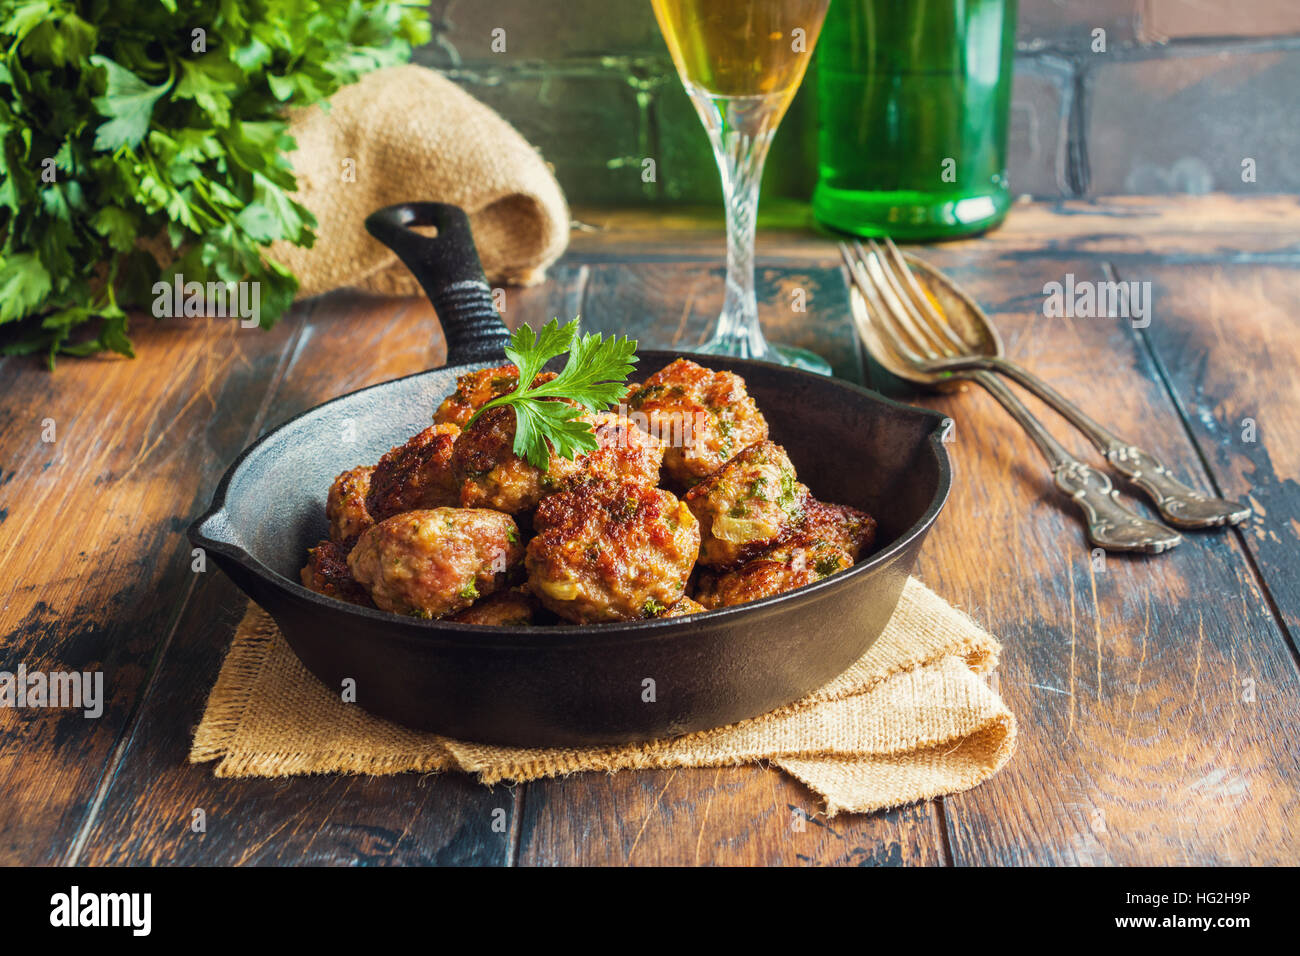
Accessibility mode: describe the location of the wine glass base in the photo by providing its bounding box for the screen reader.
[695,339,833,376]
[768,344,833,375]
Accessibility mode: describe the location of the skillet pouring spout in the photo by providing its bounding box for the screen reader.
[188,203,952,747]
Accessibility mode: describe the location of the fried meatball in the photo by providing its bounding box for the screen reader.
[448,586,538,626]
[434,365,558,429]
[366,423,461,521]
[526,480,700,623]
[694,534,853,610]
[800,498,877,561]
[327,466,375,547]
[656,595,707,618]
[623,358,768,486]
[301,540,374,607]
[684,440,809,569]
[582,410,665,487]
[451,405,589,514]
[348,508,524,619]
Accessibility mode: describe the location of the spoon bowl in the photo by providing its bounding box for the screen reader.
[844,238,1250,531]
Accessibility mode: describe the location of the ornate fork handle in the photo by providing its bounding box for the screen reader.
[986,357,1250,529]
[970,371,1183,554]
[1102,443,1251,527]
[1051,459,1181,554]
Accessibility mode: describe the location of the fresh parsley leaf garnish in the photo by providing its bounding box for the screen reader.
[466,318,638,471]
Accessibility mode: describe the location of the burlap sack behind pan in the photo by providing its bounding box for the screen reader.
[191,577,1017,817]
[271,65,570,296]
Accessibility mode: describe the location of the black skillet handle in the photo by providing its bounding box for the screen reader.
[364,202,511,366]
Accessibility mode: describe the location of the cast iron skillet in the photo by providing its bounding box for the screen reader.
[189,202,952,748]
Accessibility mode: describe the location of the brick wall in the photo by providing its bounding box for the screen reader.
[415,0,1300,204]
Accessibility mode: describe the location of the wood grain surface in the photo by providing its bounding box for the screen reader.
[894,251,1300,865]
[0,195,1295,866]
[570,195,1300,263]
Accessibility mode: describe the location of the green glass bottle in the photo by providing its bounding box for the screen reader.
[812,0,1018,240]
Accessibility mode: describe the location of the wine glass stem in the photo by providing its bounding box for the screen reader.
[707,122,776,359]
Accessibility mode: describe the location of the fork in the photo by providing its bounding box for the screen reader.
[842,240,1185,554]
[852,238,1250,530]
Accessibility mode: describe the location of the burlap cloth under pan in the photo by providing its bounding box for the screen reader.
[190,577,1016,817]
[272,65,570,296]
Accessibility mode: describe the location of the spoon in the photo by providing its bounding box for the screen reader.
[844,241,1182,554]
[847,239,1250,530]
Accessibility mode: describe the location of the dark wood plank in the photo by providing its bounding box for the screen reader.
[74,569,513,865]
[1125,262,1300,642]
[570,195,1300,265]
[8,198,1297,867]
[884,251,1300,865]
[517,766,945,866]
[72,295,492,865]
[571,260,864,382]
[73,272,589,866]
[0,312,301,865]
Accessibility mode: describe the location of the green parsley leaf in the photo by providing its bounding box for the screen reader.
[466,318,639,472]
[0,1,431,364]
[89,55,172,150]
[814,555,844,578]
[503,318,578,387]
[90,207,137,253]
[0,253,52,323]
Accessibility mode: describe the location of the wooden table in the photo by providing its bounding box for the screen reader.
[2,195,1297,866]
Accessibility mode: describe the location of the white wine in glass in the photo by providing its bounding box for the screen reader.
[651,0,832,373]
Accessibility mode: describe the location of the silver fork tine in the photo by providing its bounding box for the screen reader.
[839,243,927,369]
[853,240,947,359]
[847,242,947,371]
[847,241,968,373]
[870,239,1245,531]
[843,237,1186,553]
[866,239,959,359]
[879,237,970,355]
[838,243,884,344]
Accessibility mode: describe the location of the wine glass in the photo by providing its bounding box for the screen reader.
[651,0,833,373]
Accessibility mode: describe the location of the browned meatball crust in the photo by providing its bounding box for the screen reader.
[451,405,589,514]
[526,480,701,623]
[448,587,538,626]
[694,534,853,610]
[326,465,375,547]
[583,411,666,487]
[623,358,768,486]
[799,498,877,561]
[301,540,374,607]
[434,366,559,429]
[366,423,461,521]
[656,595,708,618]
[684,440,809,569]
[348,508,524,619]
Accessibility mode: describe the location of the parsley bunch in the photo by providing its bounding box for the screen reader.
[467,318,639,470]
[0,0,430,365]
